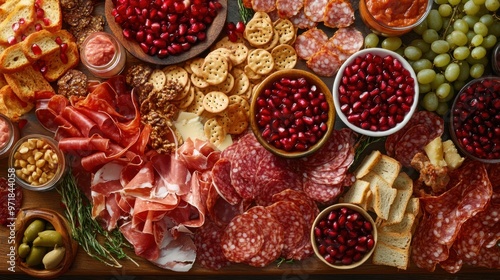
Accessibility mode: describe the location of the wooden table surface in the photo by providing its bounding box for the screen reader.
[0,0,499,279]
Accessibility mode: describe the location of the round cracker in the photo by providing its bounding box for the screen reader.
[228,95,250,117]
[191,73,209,88]
[203,91,229,113]
[173,81,191,101]
[204,117,226,146]
[202,53,229,85]
[176,86,195,109]
[229,68,250,96]
[148,69,166,91]
[274,18,296,45]
[185,87,205,115]
[271,44,298,70]
[163,65,189,88]
[244,17,274,47]
[261,29,280,51]
[188,57,205,77]
[247,49,274,75]
[244,64,262,81]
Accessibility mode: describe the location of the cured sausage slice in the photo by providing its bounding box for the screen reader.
[394,124,432,167]
[221,213,264,263]
[194,220,231,270]
[290,8,318,29]
[255,175,302,206]
[303,0,328,22]
[272,189,319,225]
[294,28,328,61]
[276,0,303,18]
[330,27,364,55]
[212,158,242,205]
[323,0,355,28]
[251,0,276,13]
[306,49,342,77]
[303,180,344,204]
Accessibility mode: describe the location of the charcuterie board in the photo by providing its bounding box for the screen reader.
[0,0,498,279]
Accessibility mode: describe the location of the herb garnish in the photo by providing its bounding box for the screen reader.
[237,0,254,23]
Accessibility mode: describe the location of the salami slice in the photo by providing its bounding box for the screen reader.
[221,213,264,263]
[212,158,242,205]
[303,180,344,204]
[331,27,364,55]
[266,201,307,259]
[290,8,318,29]
[251,0,276,13]
[255,173,302,206]
[303,0,328,22]
[393,124,432,167]
[306,49,342,77]
[272,189,319,225]
[323,0,355,28]
[244,206,284,267]
[294,28,328,61]
[276,0,303,18]
[194,220,231,270]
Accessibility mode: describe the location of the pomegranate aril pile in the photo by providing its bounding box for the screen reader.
[452,78,500,160]
[225,21,245,42]
[313,207,375,266]
[255,77,329,152]
[111,0,222,57]
[338,53,415,132]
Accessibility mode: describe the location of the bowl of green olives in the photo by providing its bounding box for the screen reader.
[15,208,78,279]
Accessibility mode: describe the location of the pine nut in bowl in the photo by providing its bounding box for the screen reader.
[8,134,66,192]
[250,69,335,158]
[332,48,418,137]
[311,203,377,269]
[450,76,500,163]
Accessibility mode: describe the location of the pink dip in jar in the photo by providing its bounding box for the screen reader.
[0,113,20,159]
[80,32,126,78]
[84,34,116,66]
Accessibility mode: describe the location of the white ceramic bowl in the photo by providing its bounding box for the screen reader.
[332,48,419,137]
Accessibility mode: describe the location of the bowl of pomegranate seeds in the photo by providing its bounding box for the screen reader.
[332,48,418,137]
[450,77,500,163]
[311,203,377,269]
[250,69,335,158]
[105,0,227,65]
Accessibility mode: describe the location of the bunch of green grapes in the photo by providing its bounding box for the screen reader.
[364,0,500,115]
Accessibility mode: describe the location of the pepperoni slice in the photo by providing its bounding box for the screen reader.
[255,174,302,206]
[276,0,303,18]
[221,213,264,263]
[323,0,355,28]
[290,8,318,29]
[272,189,319,225]
[294,28,328,60]
[303,181,344,204]
[306,49,342,77]
[251,0,276,12]
[194,220,231,270]
[330,27,364,55]
[303,0,328,22]
[212,158,241,205]
[394,124,432,167]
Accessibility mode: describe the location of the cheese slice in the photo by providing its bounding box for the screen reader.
[424,137,447,167]
[442,140,464,170]
[174,112,233,151]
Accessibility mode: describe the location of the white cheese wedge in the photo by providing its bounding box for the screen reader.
[442,140,465,171]
[424,137,447,167]
[174,112,233,151]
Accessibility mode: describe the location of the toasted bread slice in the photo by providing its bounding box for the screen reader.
[43,41,79,82]
[25,0,61,34]
[371,155,402,186]
[0,85,33,120]
[21,30,61,61]
[405,197,420,216]
[377,230,412,250]
[372,241,409,270]
[4,65,54,102]
[378,212,416,235]
[385,172,413,225]
[0,43,30,73]
[0,73,7,88]
[362,171,397,220]
[341,179,370,206]
[0,0,18,23]
[0,0,35,44]
[354,150,382,179]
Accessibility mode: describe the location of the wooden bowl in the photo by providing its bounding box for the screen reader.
[104,0,228,65]
[250,69,335,158]
[15,208,78,279]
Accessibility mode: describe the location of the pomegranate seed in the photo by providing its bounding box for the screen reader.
[7,36,17,45]
[35,23,42,31]
[235,21,245,33]
[60,53,68,64]
[31,44,42,56]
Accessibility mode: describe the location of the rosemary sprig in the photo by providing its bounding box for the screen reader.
[353,135,385,162]
[276,257,294,267]
[237,0,254,23]
[58,171,138,268]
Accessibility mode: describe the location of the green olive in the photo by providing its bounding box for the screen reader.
[42,246,65,270]
[17,243,31,259]
[23,219,46,243]
[33,230,63,247]
[44,223,55,231]
[25,246,47,267]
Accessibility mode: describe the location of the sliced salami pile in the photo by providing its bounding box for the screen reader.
[411,160,498,272]
[294,27,364,77]
[385,111,444,167]
[244,0,355,29]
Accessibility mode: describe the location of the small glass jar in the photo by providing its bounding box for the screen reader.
[80,32,126,79]
[9,134,66,192]
[359,0,433,37]
[0,113,20,159]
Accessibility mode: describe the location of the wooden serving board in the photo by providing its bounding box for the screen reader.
[0,1,498,279]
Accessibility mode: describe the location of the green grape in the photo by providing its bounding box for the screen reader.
[431,73,446,89]
[453,80,466,91]
[394,47,405,57]
[423,50,438,61]
[417,69,437,84]
[445,34,457,49]
[422,29,439,44]
[457,62,470,81]
[479,14,494,26]
[443,18,454,35]
[439,4,453,16]
[435,0,449,4]
[489,21,500,37]
[448,30,468,46]
[453,19,469,33]
[422,92,439,111]
[471,34,484,46]
[474,22,489,36]
[435,83,452,99]
[466,30,476,44]
[462,15,479,28]
[471,46,487,59]
[410,39,431,53]
[430,40,450,53]
[413,20,428,35]
[481,34,497,48]
[466,55,489,65]
[448,0,461,5]
[434,53,452,67]
[453,46,471,60]
[412,58,433,72]
[427,10,444,31]
[485,0,500,11]
[404,46,423,60]
[364,33,379,48]
[381,37,402,51]
[470,63,485,78]
[445,62,460,81]
[435,102,450,116]
[464,1,480,15]
[419,82,432,94]
[473,0,486,5]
